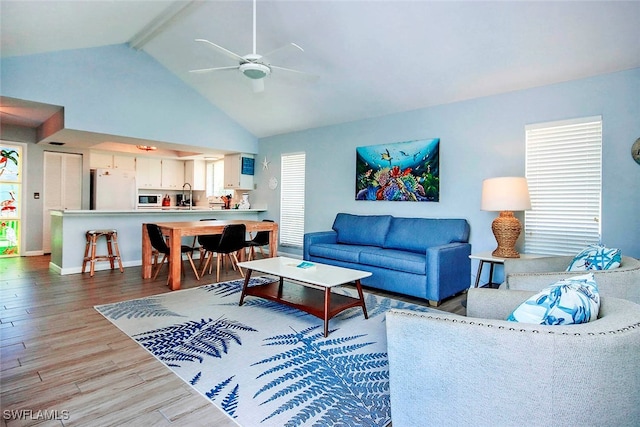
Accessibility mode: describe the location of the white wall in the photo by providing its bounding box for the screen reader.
[253,68,640,282]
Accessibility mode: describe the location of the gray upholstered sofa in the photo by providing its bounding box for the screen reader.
[303,213,471,305]
[386,287,640,427]
[502,255,640,304]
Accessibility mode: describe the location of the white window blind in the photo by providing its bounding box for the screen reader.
[280,153,306,247]
[524,116,602,255]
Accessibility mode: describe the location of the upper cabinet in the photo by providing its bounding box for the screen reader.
[160,159,184,190]
[90,152,136,170]
[224,153,254,190]
[136,157,162,189]
[184,160,206,191]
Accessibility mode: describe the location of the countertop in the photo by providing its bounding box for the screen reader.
[51,207,266,216]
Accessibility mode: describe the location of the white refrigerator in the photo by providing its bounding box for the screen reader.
[90,168,137,210]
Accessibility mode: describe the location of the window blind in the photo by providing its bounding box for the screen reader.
[524,116,602,255]
[280,153,306,247]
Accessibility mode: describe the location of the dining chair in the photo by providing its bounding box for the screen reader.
[245,219,274,261]
[199,224,247,282]
[146,223,200,283]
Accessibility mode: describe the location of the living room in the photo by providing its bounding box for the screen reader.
[1,1,639,425]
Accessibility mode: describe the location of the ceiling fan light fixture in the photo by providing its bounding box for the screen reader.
[240,62,270,79]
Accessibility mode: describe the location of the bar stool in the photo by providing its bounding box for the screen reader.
[82,229,124,277]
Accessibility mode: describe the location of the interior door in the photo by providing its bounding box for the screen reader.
[43,152,82,253]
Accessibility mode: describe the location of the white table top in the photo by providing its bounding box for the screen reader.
[469,251,548,263]
[237,257,372,288]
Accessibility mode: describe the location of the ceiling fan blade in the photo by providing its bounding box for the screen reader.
[195,38,245,62]
[261,43,304,61]
[251,78,265,93]
[189,65,239,74]
[270,65,319,82]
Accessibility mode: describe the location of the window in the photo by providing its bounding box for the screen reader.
[524,116,602,255]
[280,153,306,247]
[205,159,225,198]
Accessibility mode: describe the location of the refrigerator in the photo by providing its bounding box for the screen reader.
[90,168,137,210]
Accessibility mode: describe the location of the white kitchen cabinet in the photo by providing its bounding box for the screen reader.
[161,159,185,189]
[224,153,254,190]
[184,160,206,191]
[90,152,136,170]
[136,157,162,188]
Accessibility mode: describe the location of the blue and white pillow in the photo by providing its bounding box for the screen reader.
[566,244,621,271]
[507,273,600,325]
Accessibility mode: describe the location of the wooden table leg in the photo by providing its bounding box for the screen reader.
[168,228,182,291]
[269,224,278,257]
[354,279,369,319]
[239,268,253,305]
[141,223,152,279]
[323,287,331,337]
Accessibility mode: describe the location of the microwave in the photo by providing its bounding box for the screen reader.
[137,193,163,208]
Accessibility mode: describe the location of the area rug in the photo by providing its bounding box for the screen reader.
[95,277,436,427]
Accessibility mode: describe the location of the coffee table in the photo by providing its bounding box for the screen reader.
[236,257,371,337]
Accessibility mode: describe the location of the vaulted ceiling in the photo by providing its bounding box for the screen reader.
[2,0,640,142]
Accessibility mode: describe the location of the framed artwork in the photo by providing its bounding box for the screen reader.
[356,138,439,202]
[241,157,255,175]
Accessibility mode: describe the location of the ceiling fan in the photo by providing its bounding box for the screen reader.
[189,0,315,93]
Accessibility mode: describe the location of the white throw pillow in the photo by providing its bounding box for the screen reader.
[507,273,600,325]
[566,244,621,271]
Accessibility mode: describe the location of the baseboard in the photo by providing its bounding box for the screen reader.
[52,260,142,276]
[24,250,45,256]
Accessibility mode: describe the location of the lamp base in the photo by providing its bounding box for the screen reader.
[491,211,522,258]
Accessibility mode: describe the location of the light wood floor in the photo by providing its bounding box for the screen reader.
[1,255,466,426]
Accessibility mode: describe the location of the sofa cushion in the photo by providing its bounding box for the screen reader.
[507,273,600,325]
[566,244,622,271]
[359,247,426,275]
[332,213,392,247]
[383,217,469,253]
[308,243,364,263]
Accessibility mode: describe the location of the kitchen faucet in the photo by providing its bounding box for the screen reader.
[182,182,192,209]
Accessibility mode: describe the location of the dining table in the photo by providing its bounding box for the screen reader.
[141,219,279,290]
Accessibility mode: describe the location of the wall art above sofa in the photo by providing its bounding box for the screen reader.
[355,138,439,202]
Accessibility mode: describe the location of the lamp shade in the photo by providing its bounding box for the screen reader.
[481,177,531,212]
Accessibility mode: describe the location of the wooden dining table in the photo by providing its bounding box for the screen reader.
[141,219,279,290]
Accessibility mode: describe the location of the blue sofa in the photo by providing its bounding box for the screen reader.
[303,213,471,305]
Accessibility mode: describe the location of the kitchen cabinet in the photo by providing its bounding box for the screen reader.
[184,160,206,191]
[161,159,184,189]
[224,153,254,190]
[136,157,162,188]
[90,152,136,170]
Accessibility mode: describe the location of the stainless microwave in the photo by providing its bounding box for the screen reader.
[137,193,163,208]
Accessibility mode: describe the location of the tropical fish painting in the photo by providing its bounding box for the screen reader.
[356,138,439,202]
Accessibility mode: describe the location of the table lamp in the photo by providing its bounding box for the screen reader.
[481,177,531,258]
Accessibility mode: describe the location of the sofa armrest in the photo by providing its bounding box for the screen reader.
[425,242,471,300]
[503,256,573,275]
[303,231,337,260]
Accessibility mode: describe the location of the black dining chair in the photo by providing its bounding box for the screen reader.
[245,219,274,261]
[192,219,221,269]
[199,224,247,282]
[146,223,200,283]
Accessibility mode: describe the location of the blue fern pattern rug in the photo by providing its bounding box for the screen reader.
[95,277,436,427]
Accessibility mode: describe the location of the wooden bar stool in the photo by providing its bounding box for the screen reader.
[82,229,124,277]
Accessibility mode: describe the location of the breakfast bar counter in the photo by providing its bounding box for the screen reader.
[49,208,266,275]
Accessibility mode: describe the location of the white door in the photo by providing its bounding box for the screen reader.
[43,152,82,253]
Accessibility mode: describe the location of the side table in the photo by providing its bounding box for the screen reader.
[469,251,545,288]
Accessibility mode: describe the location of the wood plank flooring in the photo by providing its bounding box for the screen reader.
[1,255,466,426]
